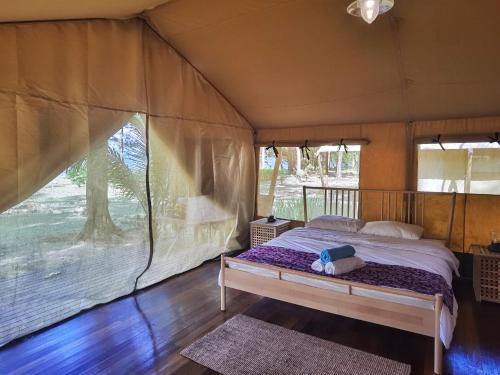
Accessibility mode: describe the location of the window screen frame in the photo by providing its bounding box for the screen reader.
[255,143,363,221]
[414,137,500,196]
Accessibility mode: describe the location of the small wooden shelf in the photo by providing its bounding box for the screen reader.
[471,244,500,303]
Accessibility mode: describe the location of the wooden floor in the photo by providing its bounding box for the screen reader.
[1,259,499,375]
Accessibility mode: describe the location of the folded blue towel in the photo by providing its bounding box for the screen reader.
[320,245,356,264]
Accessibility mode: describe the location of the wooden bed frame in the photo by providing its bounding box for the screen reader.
[220,187,457,374]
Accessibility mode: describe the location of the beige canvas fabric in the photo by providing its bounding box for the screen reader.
[138,117,255,287]
[413,117,500,139]
[1,0,499,348]
[145,0,500,128]
[0,0,169,22]
[0,19,253,215]
[255,116,500,253]
[0,18,255,347]
[4,1,500,129]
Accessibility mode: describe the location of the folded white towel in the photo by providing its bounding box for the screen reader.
[311,259,325,272]
[324,256,365,275]
[324,262,334,275]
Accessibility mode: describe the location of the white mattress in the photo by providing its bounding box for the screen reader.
[222,227,459,348]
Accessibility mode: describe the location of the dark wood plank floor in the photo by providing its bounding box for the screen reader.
[1,259,499,375]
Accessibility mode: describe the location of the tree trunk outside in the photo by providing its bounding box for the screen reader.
[296,148,301,174]
[269,153,283,197]
[336,150,344,179]
[326,152,330,176]
[464,148,473,193]
[287,148,297,175]
[77,141,122,241]
[317,154,327,187]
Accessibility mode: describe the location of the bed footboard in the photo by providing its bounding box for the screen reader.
[220,255,444,374]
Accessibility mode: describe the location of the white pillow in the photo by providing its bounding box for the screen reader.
[359,221,424,240]
[305,215,364,233]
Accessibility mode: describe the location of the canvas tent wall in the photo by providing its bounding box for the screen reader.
[0,18,254,347]
[3,0,500,128]
[142,0,500,250]
[144,0,500,128]
[1,0,500,348]
[256,117,500,252]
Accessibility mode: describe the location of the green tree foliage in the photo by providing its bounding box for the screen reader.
[107,116,148,214]
[67,159,87,187]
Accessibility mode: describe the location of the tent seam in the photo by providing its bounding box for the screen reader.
[133,23,154,292]
[143,0,296,39]
[0,17,256,133]
[388,14,411,123]
[140,17,256,133]
[0,88,252,132]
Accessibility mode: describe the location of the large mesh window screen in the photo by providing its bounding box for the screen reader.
[136,119,254,288]
[257,146,360,220]
[0,115,150,346]
[418,143,500,194]
[0,113,253,347]
[0,20,255,347]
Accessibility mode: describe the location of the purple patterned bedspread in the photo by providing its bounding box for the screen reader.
[236,245,454,312]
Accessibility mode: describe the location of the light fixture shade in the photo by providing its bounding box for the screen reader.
[358,0,381,24]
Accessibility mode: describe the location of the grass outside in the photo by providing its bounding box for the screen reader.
[0,174,236,347]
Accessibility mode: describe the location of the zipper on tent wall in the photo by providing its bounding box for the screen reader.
[133,113,154,291]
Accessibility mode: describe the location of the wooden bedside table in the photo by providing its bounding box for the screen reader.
[471,244,500,303]
[250,218,291,247]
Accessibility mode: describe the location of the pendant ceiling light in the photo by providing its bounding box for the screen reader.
[347,0,395,24]
[359,0,380,24]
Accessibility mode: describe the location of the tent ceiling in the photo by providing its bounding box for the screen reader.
[3,0,500,129]
[145,0,500,128]
[0,0,170,22]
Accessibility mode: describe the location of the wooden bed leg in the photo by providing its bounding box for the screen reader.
[434,294,443,374]
[220,255,226,312]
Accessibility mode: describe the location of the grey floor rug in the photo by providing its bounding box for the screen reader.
[181,314,411,375]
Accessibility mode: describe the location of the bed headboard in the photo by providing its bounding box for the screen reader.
[302,186,457,246]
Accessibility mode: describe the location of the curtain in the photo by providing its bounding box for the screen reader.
[0,19,254,347]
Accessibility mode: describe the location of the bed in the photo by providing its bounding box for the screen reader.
[220,187,458,374]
